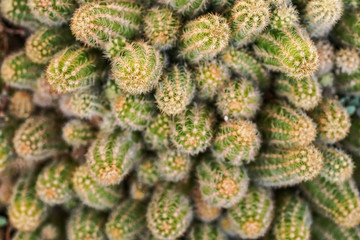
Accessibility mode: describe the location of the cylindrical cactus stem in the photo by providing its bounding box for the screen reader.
[213,120,261,166]
[227,0,270,47]
[335,69,360,95]
[308,98,351,144]
[104,36,127,59]
[171,103,214,155]
[9,91,34,119]
[62,119,97,147]
[221,47,269,90]
[333,11,360,50]
[247,144,323,187]
[144,114,171,150]
[137,156,160,186]
[1,50,44,90]
[254,26,319,79]
[300,176,360,228]
[25,27,75,64]
[87,129,143,186]
[144,7,181,49]
[194,60,230,100]
[179,13,230,64]
[158,0,209,18]
[36,157,77,205]
[274,74,322,111]
[258,100,317,148]
[315,40,335,76]
[196,155,249,208]
[188,222,226,240]
[311,214,360,240]
[155,65,195,116]
[269,4,299,29]
[13,116,66,162]
[216,78,261,120]
[112,93,156,131]
[273,193,312,240]
[0,123,16,174]
[147,184,193,240]
[105,199,148,240]
[227,185,274,239]
[111,41,164,94]
[342,116,360,155]
[28,0,77,26]
[335,48,360,75]
[67,207,107,240]
[70,1,143,48]
[46,45,106,94]
[71,165,122,210]
[192,184,221,223]
[157,150,191,182]
[8,171,47,232]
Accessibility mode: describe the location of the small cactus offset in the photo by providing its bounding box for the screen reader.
[137,157,160,186]
[273,74,321,111]
[213,120,261,166]
[226,185,274,239]
[216,79,261,120]
[335,48,360,74]
[62,119,97,147]
[147,184,193,240]
[196,156,249,208]
[46,45,106,93]
[35,157,77,205]
[180,13,230,64]
[144,114,171,150]
[157,150,191,182]
[247,145,323,187]
[192,185,221,223]
[158,0,209,18]
[70,1,143,48]
[155,65,195,116]
[257,101,317,149]
[105,199,148,240]
[25,27,75,64]
[71,165,122,210]
[273,193,312,240]
[144,7,181,49]
[171,103,214,155]
[9,91,34,119]
[67,207,107,240]
[227,0,270,47]
[112,93,156,131]
[333,11,360,50]
[300,176,360,228]
[188,222,226,240]
[1,50,44,90]
[308,98,351,144]
[111,41,164,95]
[315,40,335,76]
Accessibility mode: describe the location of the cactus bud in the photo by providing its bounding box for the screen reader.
[188,222,226,240]
[315,39,335,76]
[159,0,209,17]
[144,114,171,150]
[9,91,34,119]
[157,150,191,182]
[335,48,360,74]
[192,184,221,223]
[62,119,97,147]
[137,156,160,186]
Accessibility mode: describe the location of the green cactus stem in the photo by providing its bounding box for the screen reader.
[62,119,97,147]
[144,114,172,150]
[188,222,226,240]
[157,150,191,182]
[159,0,209,18]
[333,11,360,50]
[137,156,160,186]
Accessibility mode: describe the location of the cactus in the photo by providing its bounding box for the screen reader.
[315,40,335,76]
[33,75,61,108]
[227,0,270,47]
[129,175,151,201]
[62,119,97,147]
[213,120,261,166]
[0,123,16,174]
[1,50,44,90]
[247,145,323,187]
[254,26,319,79]
[104,78,121,102]
[335,48,360,74]
[343,117,360,155]
[196,156,249,208]
[333,11,360,50]
[71,165,122,210]
[46,45,106,93]
[112,93,156,131]
[258,101,317,148]
[227,185,274,239]
[36,157,76,205]
[147,184,193,240]
[194,60,230,100]
[13,222,62,240]
[269,4,299,29]
[273,193,312,240]
[70,1,143,48]
[308,98,351,144]
[335,69,360,95]
[157,150,191,182]
[188,222,226,240]
[300,176,360,228]
[25,27,75,64]
[144,7,181,49]
[67,207,107,240]
[221,47,269,90]
[105,200,148,240]
[274,74,321,111]
[180,13,230,64]
[171,103,214,155]
[155,65,195,116]
[192,184,221,223]
[144,114,171,150]
[216,79,261,120]
[137,156,160,186]
[104,36,127,59]
[13,116,66,162]
[9,91,34,119]
[111,41,164,95]
[158,0,209,17]
[8,171,47,232]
